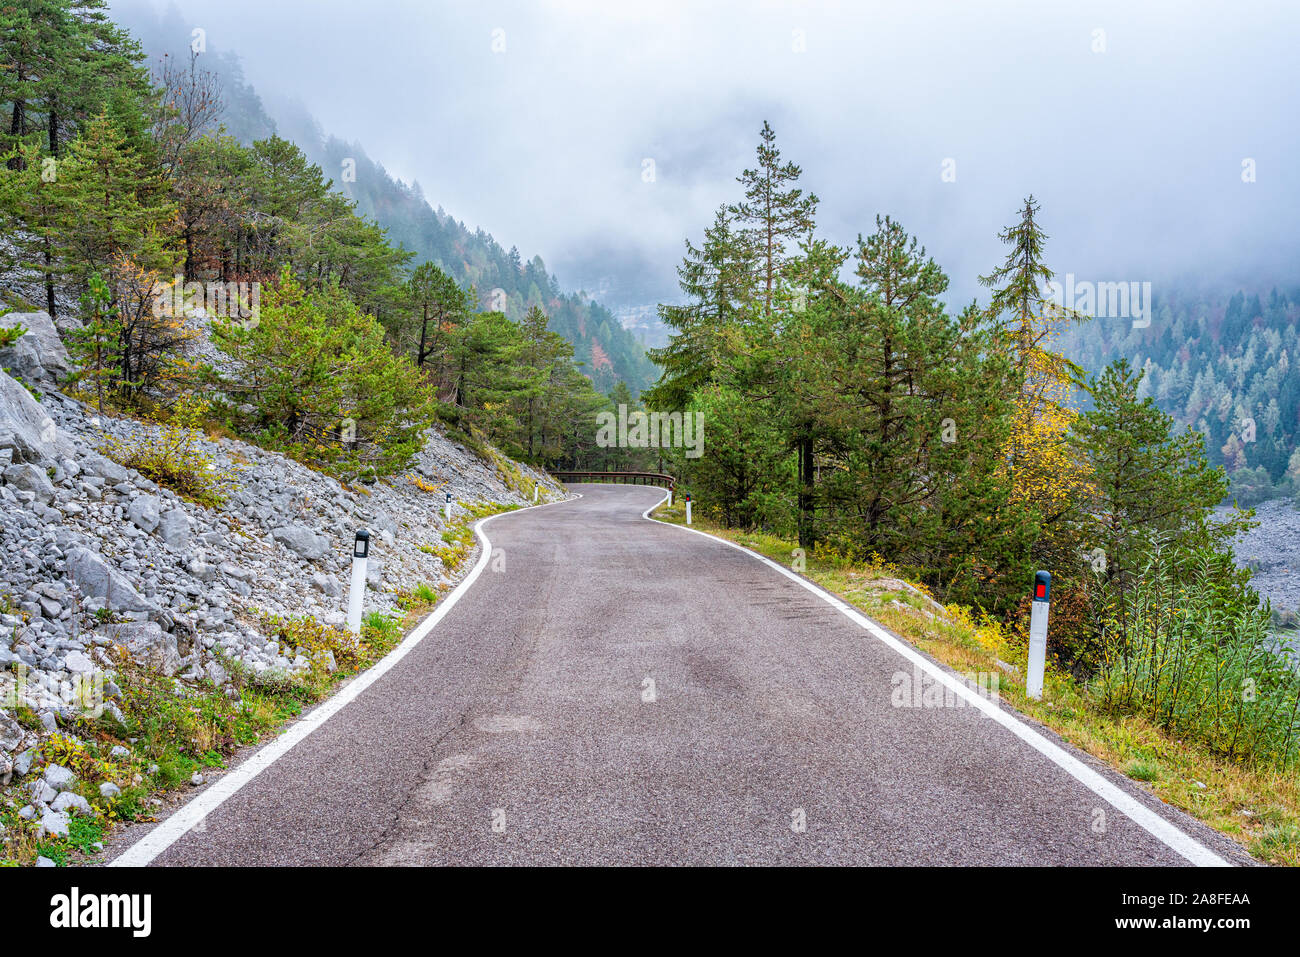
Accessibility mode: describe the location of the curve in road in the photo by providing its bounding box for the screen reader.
[111,485,1248,866]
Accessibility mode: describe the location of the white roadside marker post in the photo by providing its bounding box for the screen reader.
[444,490,453,523]
[1027,570,1051,700]
[347,529,370,635]
[534,484,539,503]
[685,494,692,526]
[666,488,673,507]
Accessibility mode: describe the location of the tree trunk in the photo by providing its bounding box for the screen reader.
[797,433,815,548]
[43,238,56,319]
[417,305,429,366]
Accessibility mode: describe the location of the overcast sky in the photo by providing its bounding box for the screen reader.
[112,0,1300,312]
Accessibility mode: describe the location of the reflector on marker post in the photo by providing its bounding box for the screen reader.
[685,493,692,526]
[444,490,453,523]
[347,529,369,635]
[1026,570,1050,700]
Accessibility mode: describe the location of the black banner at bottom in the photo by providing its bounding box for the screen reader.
[1,865,1286,945]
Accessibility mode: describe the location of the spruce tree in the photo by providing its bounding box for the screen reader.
[979,194,1055,359]
[646,206,754,410]
[1073,358,1250,592]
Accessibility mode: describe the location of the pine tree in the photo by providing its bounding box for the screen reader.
[53,112,175,301]
[515,305,572,460]
[1073,358,1250,597]
[729,121,817,318]
[69,272,120,415]
[0,0,151,159]
[807,217,1029,600]
[727,121,819,541]
[645,206,754,410]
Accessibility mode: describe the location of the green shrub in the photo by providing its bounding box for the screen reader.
[210,268,437,481]
[99,396,238,507]
[0,323,26,348]
[1093,548,1300,768]
[396,583,438,610]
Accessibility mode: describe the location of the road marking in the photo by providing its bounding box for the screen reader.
[643,491,1230,868]
[110,492,581,867]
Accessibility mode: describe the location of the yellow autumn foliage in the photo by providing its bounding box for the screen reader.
[1000,317,1095,529]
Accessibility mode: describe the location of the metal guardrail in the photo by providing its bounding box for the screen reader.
[552,471,677,491]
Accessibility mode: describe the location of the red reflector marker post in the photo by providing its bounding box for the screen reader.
[1027,570,1050,699]
[685,494,692,526]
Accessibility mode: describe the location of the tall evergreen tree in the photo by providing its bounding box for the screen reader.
[729,120,817,318]
[645,206,754,410]
[727,121,819,542]
[1073,358,1250,594]
[979,194,1055,360]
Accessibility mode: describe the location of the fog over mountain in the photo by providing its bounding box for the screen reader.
[110,0,1299,322]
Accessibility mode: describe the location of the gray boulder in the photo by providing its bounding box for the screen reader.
[100,621,180,676]
[13,749,35,775]
[127,494,161,533]
[80,451,130,483]
[0,711,22,752]
[3,462,55,504]
[272,524,330,562]
[0,368,66,465]
[63,650,95,675]
[0,311,70,379]
[37,809,70,839]
[158,507,192,549]
[205,660,228,686]
[65,546,156,613]
[51,791,93,816]
[43,763,76,791]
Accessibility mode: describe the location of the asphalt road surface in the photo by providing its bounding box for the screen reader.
[110,485,1250,866]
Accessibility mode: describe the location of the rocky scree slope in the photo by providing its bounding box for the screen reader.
[0,308,563,843]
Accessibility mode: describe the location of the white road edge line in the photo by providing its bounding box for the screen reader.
[110,491,582,867]
[642,489,1230,868]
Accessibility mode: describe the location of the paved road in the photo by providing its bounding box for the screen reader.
[112,485,1249,866]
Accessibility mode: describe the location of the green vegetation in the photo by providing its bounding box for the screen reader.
[0,1,647,482]
[0,323,26,348]
[646,122,1287,775]
[1094,548,1300,767]
[1059,286,1300,503]
[97,395,239,507]
[209,269,438,481]
[2,494,528,866]
[0,607,408,866]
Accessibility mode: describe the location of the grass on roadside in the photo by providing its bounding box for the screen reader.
[651,500,1300,866]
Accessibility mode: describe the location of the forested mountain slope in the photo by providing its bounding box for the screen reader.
[118,4,656,395]
[1059,285,1300,504]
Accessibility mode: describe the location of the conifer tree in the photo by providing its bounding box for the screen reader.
[1073,358,1250,592]
[645,206,754,410]
[729,120,818,318]
[979,194,1055,360]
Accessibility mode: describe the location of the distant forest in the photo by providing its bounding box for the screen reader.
[120,5,658,396]
[1060,286,1300,505]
